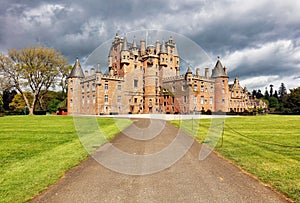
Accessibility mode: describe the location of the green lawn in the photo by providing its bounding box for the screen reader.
[0,116,131,203]
[170,115,300,202]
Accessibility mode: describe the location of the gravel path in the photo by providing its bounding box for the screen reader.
[31,119,289,203]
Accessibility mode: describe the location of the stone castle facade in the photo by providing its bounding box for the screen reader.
[67,34,265,115]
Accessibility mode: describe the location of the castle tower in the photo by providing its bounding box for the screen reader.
[120,37,130,65]
[132,36,138,56]
[211,58,229,112]
[159,40,167,66]
[173,44,180,76]
[67,57,85,114]
[185,66,193,86]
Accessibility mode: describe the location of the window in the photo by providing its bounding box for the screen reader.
[184,96,187,104]
[92,83,95,91]
[105,83,108,91]
[222,80,225,85]
[118,84,121,91]
[134,65,137,69]
[134,98,138,103]
[140,66,143,71]
[210,86,214,93]
[210,97,213,105]
[200,96,204,104]
[87,96,90,104]
[93,95,96,104]
[222,99,225,104]
[105,95,108,103]
[82,85,84,92]
[82,96,84,105]
[164,102,167,107]
[200,85,204,92]
[222,88,225,94]
[194,96,197,104]
[194,85,197,91]
[117,96,121,103]
[70,99,73,104]
[134,79,138,90]
[70,88,73,93]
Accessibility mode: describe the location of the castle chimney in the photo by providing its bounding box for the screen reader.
[90,68,95,75]
[196,68,200,76]
[205,68,209,78]
[156,40,160,54]
[84,70,88,77]
[140,39,146,56]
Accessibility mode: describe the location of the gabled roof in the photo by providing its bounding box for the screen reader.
[211,59,228,78]
[69,57,84,78]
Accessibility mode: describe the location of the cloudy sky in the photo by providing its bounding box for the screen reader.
[1,0,300,91]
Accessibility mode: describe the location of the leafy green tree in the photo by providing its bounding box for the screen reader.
[9,92,33,111]
[264,87,270,100]
[269,84,274,97]
[278,83,287,102]
[47,99,61,113]
[2,89,17,110]
[0,46,67,115]
[283,87,300,113]
[268,96,280,111]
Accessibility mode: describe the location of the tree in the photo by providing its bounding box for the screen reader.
[278,83,287,102]
[268,96,280,110]
[256,89,264,99]
[2,89,17,110]
[0,94,3,112]
[269,84,274,97]
[283,87,300,113]
[264,87,269,100]
[0,46,67,115]
[47,99,61,113]
[9,92,33,111]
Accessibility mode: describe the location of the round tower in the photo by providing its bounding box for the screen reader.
[67,57,85,115]
[211,58,229,113]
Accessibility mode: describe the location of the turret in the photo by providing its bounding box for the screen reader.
[68,57,84,79]
[159,40,167,66]
[185,66,193,86]
[67,57,85,115]
[140,39,146,56]
[132,36,138,56]
[211,58,229,112]
[120,37,130,64]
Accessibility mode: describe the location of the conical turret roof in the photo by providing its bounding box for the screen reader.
[211,58,228,78]
[121,37,129,51]
[69,57,84,78]
[132,36,137,49]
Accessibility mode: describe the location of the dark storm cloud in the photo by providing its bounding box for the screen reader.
[0,0,299,90]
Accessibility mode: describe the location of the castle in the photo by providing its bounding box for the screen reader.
[67,34,266,115]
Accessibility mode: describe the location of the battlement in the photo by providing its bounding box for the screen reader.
[162,75,185,82]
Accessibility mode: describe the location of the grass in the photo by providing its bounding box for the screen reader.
[170,115,300,202]
[0,116,131,203]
